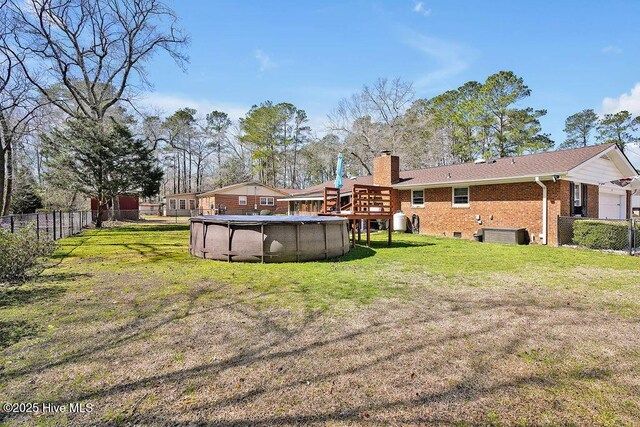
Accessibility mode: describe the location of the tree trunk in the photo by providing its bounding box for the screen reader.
[113,195,121,220]
[95,196,104,228]
[3,142,13,216]
[0,145,5,216]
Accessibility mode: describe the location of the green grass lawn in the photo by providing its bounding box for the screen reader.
[2,223,640,426]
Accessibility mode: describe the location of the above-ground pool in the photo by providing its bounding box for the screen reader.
[190,215,350,263]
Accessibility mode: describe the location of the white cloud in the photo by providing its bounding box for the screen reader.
[140,92,248,121]
[401,29,470,90]
[413,1,431,16]
[601,45,623,55]
[255,49,276,72]
[601,83,640,116]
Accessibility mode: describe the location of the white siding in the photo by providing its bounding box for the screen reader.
[567,155,625,186]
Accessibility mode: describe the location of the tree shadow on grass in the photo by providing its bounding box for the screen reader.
[0,319,38,350]
[0,284,69,309]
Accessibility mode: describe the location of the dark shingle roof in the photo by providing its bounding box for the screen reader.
[282,176,374,199]
[287,144,618,199]
[397,144,615,186]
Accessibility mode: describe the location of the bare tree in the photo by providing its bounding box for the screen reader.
[0,3,44,214]
[5,0,188,121]
[328,78,414,176]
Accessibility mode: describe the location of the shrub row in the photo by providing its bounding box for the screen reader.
[572,220,629,250]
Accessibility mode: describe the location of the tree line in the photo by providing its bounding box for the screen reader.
[1,1,639,226]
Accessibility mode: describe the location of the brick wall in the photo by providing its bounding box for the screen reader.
[398,180,597,246]
[586,184,599,218]
[373,154,400,186]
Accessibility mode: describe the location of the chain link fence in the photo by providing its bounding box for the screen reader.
[558,216,638,255]
[0,211,91,241]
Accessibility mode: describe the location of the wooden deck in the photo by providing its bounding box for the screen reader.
[318,184,395,247]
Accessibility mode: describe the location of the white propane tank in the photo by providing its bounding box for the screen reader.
[393,212,407,232]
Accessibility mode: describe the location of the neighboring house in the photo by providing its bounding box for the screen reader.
[281,144,637,246]
[163,182,292,216]
[196,182,291,215]
[164,192,198,216]
[91,194,139,221]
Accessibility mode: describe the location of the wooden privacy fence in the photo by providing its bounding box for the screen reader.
[0,211,91,241]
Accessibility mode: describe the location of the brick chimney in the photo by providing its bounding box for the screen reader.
[373,150,400,186]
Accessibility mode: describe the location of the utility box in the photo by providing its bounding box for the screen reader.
[482,227,527,245]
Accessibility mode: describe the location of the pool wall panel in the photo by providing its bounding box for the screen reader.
[190,216,350,263]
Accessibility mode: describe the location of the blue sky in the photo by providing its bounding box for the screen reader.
[143,0,640,157]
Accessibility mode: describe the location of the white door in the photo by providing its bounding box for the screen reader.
[599,193,625,219]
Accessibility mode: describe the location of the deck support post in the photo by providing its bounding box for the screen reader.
[351,220,356,248]
[366,219,371,247]
[260,224,265,263]
[227,222,232,262]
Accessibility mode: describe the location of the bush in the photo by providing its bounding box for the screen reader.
[572,220,629,250]
[0,225,56,284]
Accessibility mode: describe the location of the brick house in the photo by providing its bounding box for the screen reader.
[281,144,637,245]
[196,182,292,215]
[164,182,292,216]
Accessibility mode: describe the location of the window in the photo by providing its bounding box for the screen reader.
[260,197,274,206]
[179,199,186,210]
[238,196,247,205]
[169,199,176,210]
[573,183,582,207]
[411,189,425,207]
[189,199,196,210]
[452,187,469,206]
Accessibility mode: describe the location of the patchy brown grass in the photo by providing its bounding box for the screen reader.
[1,224,640,426]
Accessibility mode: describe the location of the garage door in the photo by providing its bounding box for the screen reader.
[599,193,625,219]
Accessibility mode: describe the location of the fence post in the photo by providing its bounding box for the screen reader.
[59,210,63,239]
[36,213,40,239]
[629,218,634,256]
[10,215,14,233]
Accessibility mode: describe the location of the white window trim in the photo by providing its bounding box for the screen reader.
[238,196,247,206]
[573,183,582,207]
[452,187,470,208]
[260,196,275,206]
[179,199,186,210]
[411,189,425,208]
[169,199,176,210]
[189,199,196,210]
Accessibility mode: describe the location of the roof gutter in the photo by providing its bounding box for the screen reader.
[392,173,567,189]
[535,177,548,245]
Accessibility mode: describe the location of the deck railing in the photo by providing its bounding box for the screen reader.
[350,184,393,216]
[322,187,341,213]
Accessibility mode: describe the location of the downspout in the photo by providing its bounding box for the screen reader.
[535,177,547,245]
